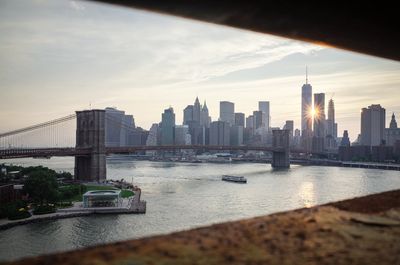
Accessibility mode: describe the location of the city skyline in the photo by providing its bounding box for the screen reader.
[1,0,400,142]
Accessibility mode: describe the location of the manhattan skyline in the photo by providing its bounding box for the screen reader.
[1,0,400,141]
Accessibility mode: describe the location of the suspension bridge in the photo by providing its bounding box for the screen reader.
[0,109,297,181]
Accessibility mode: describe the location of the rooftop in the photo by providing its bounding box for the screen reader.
[83,190,121,196]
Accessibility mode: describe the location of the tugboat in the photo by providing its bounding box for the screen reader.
[222,175,247,183]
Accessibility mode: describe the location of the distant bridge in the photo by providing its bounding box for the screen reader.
[0,145,311,159]
[0,109,305,181]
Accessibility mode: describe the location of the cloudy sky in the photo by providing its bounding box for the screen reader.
[1,0,400,141]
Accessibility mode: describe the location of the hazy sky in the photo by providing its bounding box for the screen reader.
[1,0,400,141]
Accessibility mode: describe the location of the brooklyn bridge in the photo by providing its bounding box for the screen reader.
[0,109,313,181]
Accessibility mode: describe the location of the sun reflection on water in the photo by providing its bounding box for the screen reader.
[299,182,315,208]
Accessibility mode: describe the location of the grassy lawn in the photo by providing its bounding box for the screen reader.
[120,189,134,198]
[84,185,117,191]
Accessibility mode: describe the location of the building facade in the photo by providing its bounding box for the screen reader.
[200,101,211,128]
[193,97,201,125]
[360,104,385,146]
[105,107,146,147]
[230,125,244,146]
[210,121,230,146]
[313,93,326,137]
[253,111,263,130]
[326,99,337,138]
[161,107,175,145]
[258,101,270,129]
[385,113,400,146]
[219,101,235,125]
[174,125,191,145]
[340,130,350,147]
[183,105,193,125]
[234,112,245,127]
[301,82,312,136]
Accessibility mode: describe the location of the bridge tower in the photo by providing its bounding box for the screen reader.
[75,110,106,182]
[271,129,290,169]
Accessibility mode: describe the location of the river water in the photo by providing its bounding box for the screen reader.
[1,157,399,261]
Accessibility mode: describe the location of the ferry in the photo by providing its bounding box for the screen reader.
[222,175,247,183]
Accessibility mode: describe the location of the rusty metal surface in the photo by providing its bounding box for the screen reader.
[5,190,400,265]
[89,1,399,61]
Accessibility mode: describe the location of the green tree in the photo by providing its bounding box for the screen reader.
[24,170,59,205]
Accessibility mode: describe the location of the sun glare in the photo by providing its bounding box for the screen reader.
[313,106,321,120]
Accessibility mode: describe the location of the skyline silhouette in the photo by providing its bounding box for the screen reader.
[0,0,399,142]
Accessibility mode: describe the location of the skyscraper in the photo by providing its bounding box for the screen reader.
[105,107,142,147]
[293,128,301,147]
[146,123,160,155]
[390,113,398,129]
[258,101,270,129]
[174,125,191,145]
[193,97,201,124]
[313,93,326,137]
[360,104,385,146]
[105,107,126,147]
[253,110,263,129]
[326,99,337,138]
[219,101,235,125]
[234,112,245,127]
[245,114,253,128]
[210,121,230,146]
[283,120,294,136]
[200,101,211,128]
[161,107,175,145]
[340,130,351,146]
[385,113,400,146]
[301,69,312,136]
[183,105,193,125]
[146,124,159,146]
[325,98,338,149]
[283,120,294,146]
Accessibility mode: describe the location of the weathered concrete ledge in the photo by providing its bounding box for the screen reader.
[3,190,400,265]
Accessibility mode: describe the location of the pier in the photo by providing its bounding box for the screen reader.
[58,189,146,214]
[0,189,146,231]
[342,162,400,171]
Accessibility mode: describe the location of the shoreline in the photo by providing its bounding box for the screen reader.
[107,154,400,171]
[2,157,400,171]
[0,211,92,231]
[0,191,146,231]
[0,204,147,231]
[6,189,400,265]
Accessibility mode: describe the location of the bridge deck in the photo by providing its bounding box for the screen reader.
[0,145,322,160]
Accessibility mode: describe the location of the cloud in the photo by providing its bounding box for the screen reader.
[0,0,399,143]
[70,1,85,11]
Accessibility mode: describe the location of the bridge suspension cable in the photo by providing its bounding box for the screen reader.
[0,114,76,150]
[0,114,76,138]
[105,115,137,133]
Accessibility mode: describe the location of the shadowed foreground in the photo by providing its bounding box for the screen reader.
[4,190,400,265]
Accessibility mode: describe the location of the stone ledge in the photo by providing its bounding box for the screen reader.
[4,189,400,265]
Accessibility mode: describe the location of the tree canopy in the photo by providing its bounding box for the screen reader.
[24,170,59,205]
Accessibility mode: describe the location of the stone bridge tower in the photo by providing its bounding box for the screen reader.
[271,129,290,168]
[75,110,106,182]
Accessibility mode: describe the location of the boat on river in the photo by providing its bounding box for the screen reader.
[222,175,247,183]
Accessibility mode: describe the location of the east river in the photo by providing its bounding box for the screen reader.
[1,157,400,261]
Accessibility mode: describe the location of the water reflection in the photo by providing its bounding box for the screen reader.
[298,182,315,208]
[1,158,400,261]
